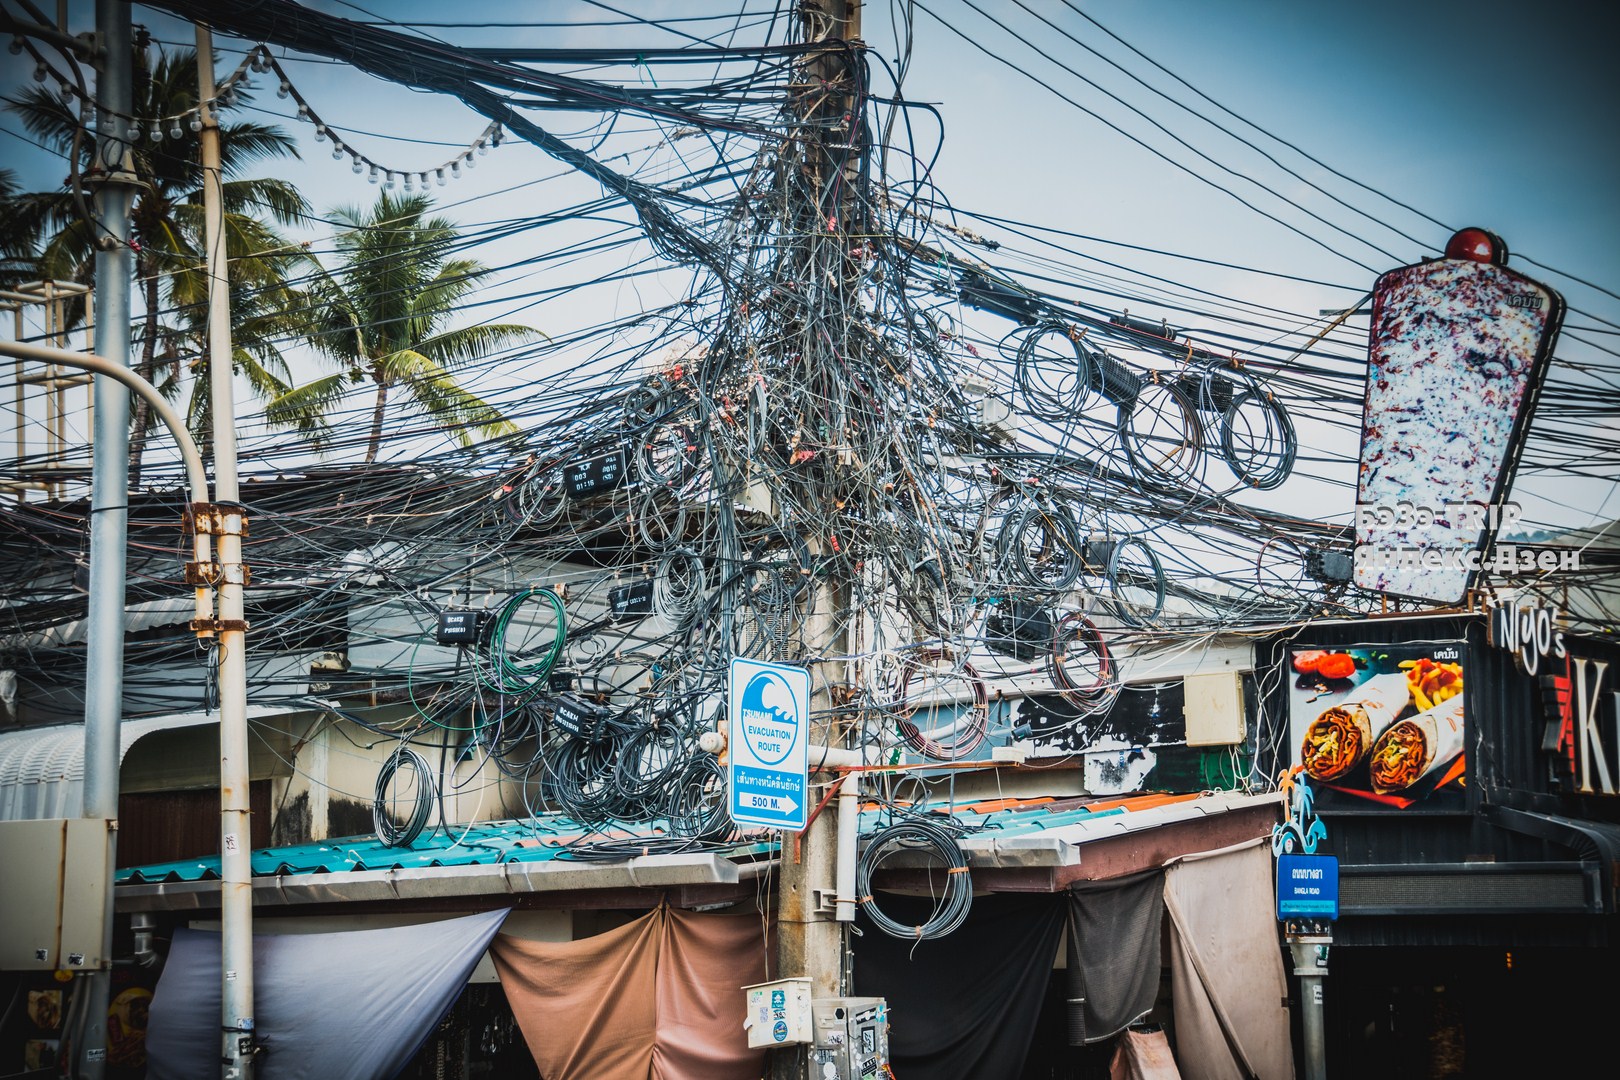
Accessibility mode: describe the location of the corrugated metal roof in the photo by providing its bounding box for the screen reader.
[0,596,198,649]
[117,814,778,884]
[113,789,1254,886]
[0,705,292,820]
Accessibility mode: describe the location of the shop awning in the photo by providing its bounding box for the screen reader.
[0,708,291,820]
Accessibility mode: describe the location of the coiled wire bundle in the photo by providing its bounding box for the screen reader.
[857,818,974,940]
[374,744,436,847]
[484,587,567,697]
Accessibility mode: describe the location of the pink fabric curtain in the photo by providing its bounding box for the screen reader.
[1110,1028,1183,1080]
[490,906,770,1080]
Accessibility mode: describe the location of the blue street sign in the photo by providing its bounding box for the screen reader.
[1277,853,1339,920]
[728,657,810,830]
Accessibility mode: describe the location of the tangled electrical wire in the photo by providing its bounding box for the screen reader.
[12,0,1609,932]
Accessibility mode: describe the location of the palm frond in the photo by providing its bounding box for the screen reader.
[416,323,546,369]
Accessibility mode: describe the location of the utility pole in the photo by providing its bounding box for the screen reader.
[76,1,133,1076]
[770,3,862,1079]
[196,25,257,1079]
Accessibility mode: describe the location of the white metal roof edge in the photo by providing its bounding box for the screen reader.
[115,850,772,912]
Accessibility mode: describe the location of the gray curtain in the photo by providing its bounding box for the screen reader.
[1066,868,1164,1044]
[146,908,508,1080]
[1165,841,1294,1080]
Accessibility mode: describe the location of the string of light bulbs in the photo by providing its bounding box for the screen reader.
[8,37,505,189]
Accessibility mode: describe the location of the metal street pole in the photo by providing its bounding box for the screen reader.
[76,1,133,1075]
[1289,937,1331,1080]
[195,25,257,1079]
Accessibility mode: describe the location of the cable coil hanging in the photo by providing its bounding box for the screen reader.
[374,744,436,847]
[857,818,974,940]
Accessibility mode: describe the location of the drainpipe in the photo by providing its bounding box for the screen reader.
[695,735,869,927]
[808,743,864,924]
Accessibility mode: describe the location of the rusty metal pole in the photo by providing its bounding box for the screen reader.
[195,26,256,1078]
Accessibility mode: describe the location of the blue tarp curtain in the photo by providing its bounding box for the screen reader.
[145,908,508,1080]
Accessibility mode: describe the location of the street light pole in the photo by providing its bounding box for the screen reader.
[77,1,134,1075]
[195,25,257,1079]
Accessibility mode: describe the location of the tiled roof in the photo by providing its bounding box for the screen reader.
[116,791,1212,885]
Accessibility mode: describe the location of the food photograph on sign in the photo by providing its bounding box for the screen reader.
[1288,642,1467,811]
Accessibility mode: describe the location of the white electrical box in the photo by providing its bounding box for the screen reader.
[1183,671,1246,746]
[0,818,113,971]
[743,977,814,1048]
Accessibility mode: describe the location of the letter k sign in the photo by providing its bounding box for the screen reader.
[1573,658,1615,795]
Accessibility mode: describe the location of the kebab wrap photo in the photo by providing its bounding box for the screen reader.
[1367,694,1466,795]
[1299,671,1412,781]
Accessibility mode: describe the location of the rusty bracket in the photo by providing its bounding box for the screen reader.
[184,562,250,586]
[191,618,249,634]
[184,502,250,537]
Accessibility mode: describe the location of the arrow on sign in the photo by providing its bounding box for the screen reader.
[744,794,799,816]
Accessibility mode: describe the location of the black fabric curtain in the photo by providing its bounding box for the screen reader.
[1066,869,1165,1044]
[852,892,1065,1080]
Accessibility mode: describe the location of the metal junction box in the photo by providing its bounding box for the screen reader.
[0,818,113,971]
[810,997,890,1080]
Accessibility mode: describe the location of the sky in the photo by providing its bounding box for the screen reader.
[3,0,1617,538]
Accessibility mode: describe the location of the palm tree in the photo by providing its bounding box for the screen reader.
[0,169,44,288]
[7,45,308,485]
[268,193,540,464]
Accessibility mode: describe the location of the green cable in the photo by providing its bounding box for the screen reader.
[490,587,567,693]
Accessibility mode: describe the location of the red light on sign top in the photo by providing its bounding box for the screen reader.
[1444,227,1509,265]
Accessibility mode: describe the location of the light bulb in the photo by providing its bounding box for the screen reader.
[34,63,48,82]
[331,143,344,159]
[127,121,142,141]
[8,37,23,55]
[402,173,414,191]
[450,160,460,178]
[476,140,487,156]
[463,153,476,170]
[313,124,326,142]
[368,165,380,183]
[169,120,183,139]
[419,172,429,188]
[189,114,203,133]
[351,155,364,174]
[59,83,73,105]
[435,168,446,186]
[384,171,396,188]
[277,81,290,99]
[219,89,235,108]
[296,103,310,121]
[149,122,162,142]
[80,101,93,124]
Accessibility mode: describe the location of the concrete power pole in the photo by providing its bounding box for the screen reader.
[195,26,258,1079]
[770,3,862,1079]
[76,1,134,1076]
